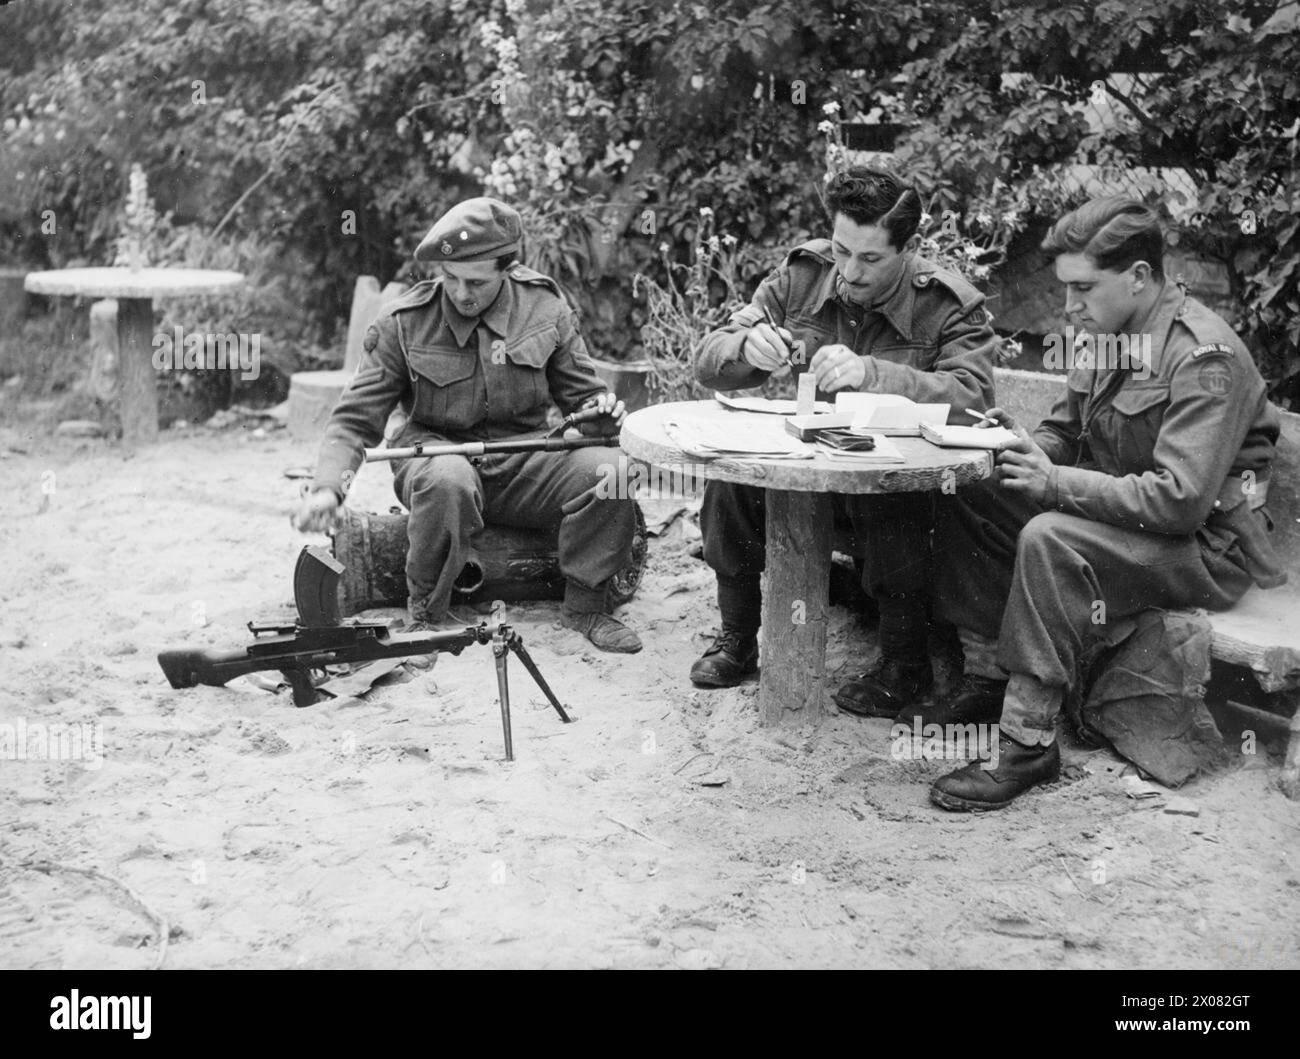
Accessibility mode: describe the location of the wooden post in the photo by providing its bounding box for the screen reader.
[116,296,158,444]
[1281,692,1300,800]
[760,489,833,725]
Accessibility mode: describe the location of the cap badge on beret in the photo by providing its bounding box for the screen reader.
[416,196,525,264]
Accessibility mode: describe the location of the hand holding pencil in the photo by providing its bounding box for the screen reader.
[740,305,795,371]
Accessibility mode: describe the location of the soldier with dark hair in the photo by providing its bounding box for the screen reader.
[690,167,998,705]
[927,195,1286,811]
[292,197,642,654]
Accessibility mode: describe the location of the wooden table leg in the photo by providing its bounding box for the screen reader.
[760,489,833,725]
[116,296,158,445]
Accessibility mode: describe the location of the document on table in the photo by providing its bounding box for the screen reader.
[714,392,835,415]
[663,416,815,459]
[833,393,950,435]
[815,433,905,463]
[919,422,1018,449]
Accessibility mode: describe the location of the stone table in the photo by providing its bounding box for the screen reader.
[24,267,244,444]
[621,399,993,725]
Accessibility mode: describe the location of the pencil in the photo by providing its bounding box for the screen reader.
[966,408,998,425]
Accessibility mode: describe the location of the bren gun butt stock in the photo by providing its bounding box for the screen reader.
[158,548,574,760]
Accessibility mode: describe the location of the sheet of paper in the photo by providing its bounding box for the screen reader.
[834,393,950,434]
[920,422,1018,449]
[663,417,814,459]
[715,392,835,415]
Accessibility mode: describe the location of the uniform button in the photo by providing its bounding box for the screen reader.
[1214,499,1222,508]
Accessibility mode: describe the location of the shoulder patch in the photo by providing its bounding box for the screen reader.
[362,324,379,353]
[1190,343,1235,359]
[1197,357,1234,396]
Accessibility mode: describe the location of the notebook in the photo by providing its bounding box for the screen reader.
[919,422,1018,449]
[833,393,950,435]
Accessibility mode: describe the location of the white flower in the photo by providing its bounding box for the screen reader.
[658,241,670,253]
[919,212,933,230]
[721,233,737,247]
[699,206,714,219]
[817,120,836,136]
[822,101,841,115]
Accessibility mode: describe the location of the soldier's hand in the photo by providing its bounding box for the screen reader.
[972,406,1019,431]
[994,426,1051,502]
[810,343,866,392]
[579,392,625,436]
[292,487,342,533]
[741,323,792,372]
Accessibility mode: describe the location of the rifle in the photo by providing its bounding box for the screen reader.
[365,404,620,463]
[157,547,573,760]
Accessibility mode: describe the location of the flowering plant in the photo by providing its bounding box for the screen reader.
[633,207,747,402]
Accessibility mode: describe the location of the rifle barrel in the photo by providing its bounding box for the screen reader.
[366,434,618,463]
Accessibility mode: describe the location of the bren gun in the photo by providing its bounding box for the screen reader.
[157,547,574,760]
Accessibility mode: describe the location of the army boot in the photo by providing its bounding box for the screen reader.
[559,580,642,653]
[929,734,1060,811]
[903,673,1007,727]
[834,656,933,717]
[690,628,759,687]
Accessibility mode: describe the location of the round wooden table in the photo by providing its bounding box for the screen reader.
[621,399,993,724]
[24,267,244,445]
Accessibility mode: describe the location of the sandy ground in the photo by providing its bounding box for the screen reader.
[1,409,1299,970]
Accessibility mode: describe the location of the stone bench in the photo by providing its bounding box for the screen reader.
[287,276,406,441]
[995,366,1300,795]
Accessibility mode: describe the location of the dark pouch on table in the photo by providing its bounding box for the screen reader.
[815,429,875,452]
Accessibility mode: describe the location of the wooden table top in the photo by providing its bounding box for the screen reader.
[24,267,244,299]
[621,399,993,495]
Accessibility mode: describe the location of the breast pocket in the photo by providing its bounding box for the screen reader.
[498,329,553,415]
[784,318,832,367]
[407,346,478,431]
[1101,383,1169,473]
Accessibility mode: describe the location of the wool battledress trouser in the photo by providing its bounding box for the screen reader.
[393,443,635,621]
[933,480,1254,745]
[701,480,936,660]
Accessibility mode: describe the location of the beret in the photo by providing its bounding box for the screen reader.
[415,197,524,263]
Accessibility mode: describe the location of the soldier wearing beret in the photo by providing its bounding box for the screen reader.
[691,167,998,707]
[292,197,641,653]
[927,196,1286,811]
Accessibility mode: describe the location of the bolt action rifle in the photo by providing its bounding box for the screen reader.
[157,547,573,760]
